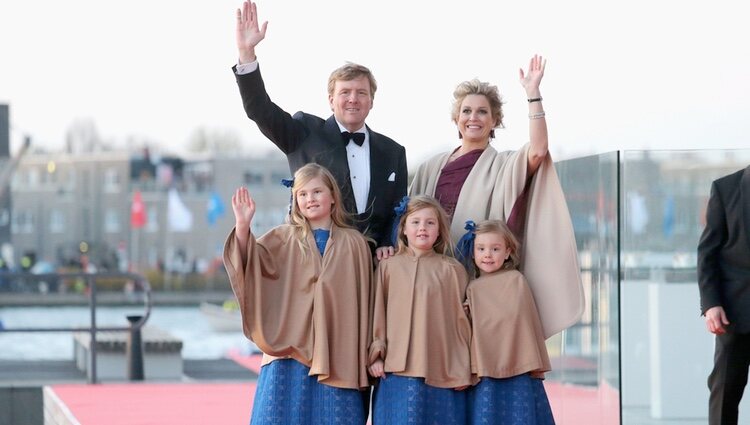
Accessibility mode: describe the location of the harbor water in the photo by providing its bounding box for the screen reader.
[0,305,255,360]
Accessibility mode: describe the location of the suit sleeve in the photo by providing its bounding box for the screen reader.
[697,181,727,314]
[233,65,308,154]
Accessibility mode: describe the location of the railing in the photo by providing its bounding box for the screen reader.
[0,271,152,383]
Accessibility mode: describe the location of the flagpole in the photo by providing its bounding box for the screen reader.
[163,213,172,291]
[132,227,139,272]
[164,187,193,291]
[129,190,146,273]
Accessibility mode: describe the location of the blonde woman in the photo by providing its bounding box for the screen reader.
[409,56,583,340]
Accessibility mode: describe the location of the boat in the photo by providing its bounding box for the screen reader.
[199,300,242,332]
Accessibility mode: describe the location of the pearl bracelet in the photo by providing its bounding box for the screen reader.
[529,111,546,120]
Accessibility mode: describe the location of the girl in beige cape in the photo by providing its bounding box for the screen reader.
[459,219,555,424]
[368,195,472,424]
[223,163,372,424]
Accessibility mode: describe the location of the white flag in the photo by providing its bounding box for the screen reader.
[168,188,193,232]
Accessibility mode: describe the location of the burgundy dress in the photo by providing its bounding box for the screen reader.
[434,149,484,219]
[434,148,531,240]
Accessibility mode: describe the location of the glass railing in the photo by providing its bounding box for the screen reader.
[555,152,620,424]
[555,149,750,425]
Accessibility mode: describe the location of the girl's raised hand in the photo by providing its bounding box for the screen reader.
[232,187,256,230]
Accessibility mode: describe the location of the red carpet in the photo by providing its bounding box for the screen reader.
[546,380,620,424]
[50,382,256,425]
[49,363,619,424]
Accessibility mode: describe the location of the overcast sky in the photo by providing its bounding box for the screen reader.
[1,0,748,168]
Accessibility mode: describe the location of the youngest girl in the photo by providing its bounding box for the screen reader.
[368,195,472,424]
[462,219,555,424]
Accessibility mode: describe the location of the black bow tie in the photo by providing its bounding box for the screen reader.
[341,131,366,146]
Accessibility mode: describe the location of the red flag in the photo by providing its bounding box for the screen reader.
[131,190,146,228]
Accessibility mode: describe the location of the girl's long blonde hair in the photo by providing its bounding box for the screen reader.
[287,163,353,258]
[394,195,454,256]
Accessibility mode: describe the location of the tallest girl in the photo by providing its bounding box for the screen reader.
[409,56,583,338]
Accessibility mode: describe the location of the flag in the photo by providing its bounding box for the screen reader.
[131,190,146,228]
[662,195,675,238]
[627,191,649,235]
[206,191,226,226]
[168,188,193,232]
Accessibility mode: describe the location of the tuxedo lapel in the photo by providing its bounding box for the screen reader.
[323,117,357,214]
[367,129,389,211]
[740,165,750,250]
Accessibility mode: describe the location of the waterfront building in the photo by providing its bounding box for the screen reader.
[8,148,289,277]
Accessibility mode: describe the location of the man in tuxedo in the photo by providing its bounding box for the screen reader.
[232,1,407,259]
[697,165,750,425]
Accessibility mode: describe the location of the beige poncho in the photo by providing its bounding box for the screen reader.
[465,269,551,379]
[369,251,473,388]
[223,224,372,389]
[409,143,584,338]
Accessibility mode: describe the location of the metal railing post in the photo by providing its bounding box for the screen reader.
[126,315,145,381]
[88,274,98,384]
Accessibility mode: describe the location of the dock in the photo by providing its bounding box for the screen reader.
[0,354,262,425]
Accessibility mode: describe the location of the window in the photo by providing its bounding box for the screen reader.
[28,167,40,188]
[105,209,120,233]
[104,168,121,193]
[243,172,263,185]
[146,208,159,233]
[49,209,65,234]
[12,210,34,234]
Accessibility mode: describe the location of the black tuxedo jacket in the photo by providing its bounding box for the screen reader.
[697,165,750,333]
[234,65,408,247]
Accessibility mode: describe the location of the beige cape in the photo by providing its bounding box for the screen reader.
[223,224,372,389]
[409,143,584,338]
[465,270,551,379]
[369,251,473,388]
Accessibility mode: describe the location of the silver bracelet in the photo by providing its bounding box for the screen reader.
[528,111,546,120]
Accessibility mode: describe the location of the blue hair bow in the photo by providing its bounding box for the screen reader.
[280,178,294,188]
[390,196,410,246]
[455,220,477,268]
[280,178,294,215]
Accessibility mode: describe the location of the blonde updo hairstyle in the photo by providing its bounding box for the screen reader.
[451,79,505,136]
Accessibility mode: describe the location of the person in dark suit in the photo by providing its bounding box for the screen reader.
[232,1,407,260]
[697,165,750,425]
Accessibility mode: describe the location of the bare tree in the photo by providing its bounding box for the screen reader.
[65,118,104,153]
[186,127,242,154]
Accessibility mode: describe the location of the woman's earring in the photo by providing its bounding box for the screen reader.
[490,129,496,139]
[458,130,463,139]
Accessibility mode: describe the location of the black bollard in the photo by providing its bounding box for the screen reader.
[126,315,145,381]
